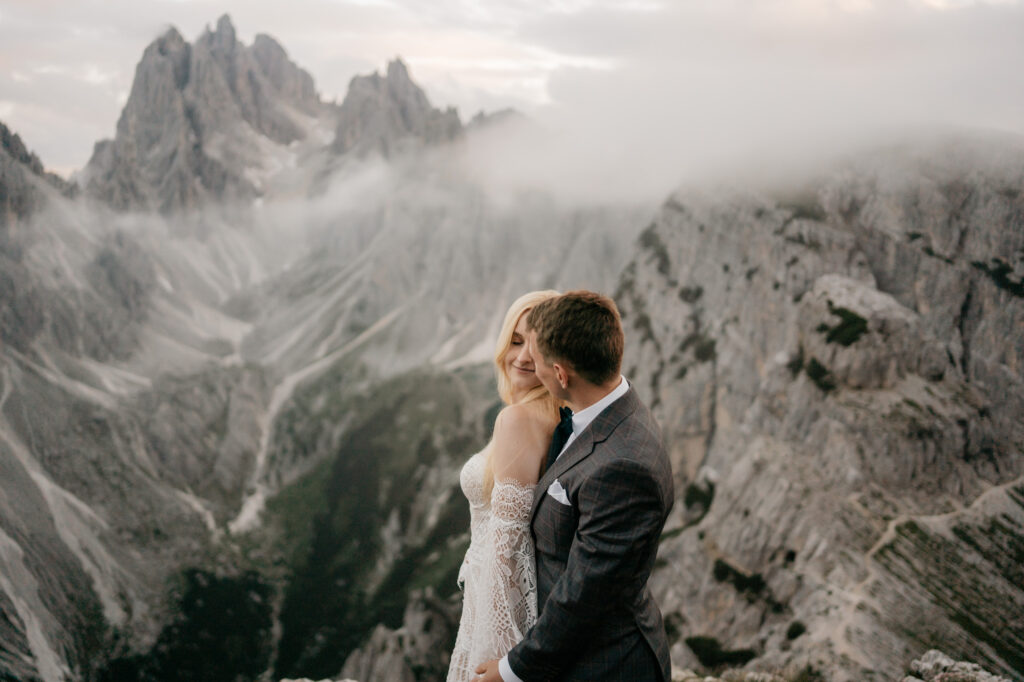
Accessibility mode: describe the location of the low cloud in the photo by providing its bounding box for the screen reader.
[454,0,1024,204]
[2,0,1021,198]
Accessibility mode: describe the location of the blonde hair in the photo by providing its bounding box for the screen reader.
[483,290,562,499]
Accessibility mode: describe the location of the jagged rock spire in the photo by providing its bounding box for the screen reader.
[1,120,75,231]
[83,16,326,213]
[332,57,462,157]
[211,14,237,48]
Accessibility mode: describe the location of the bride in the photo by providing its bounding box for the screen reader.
[446,291,562,682]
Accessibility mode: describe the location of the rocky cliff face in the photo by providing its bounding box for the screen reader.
[617,138,1024,680]
[317,140,1024,682]
[5,15,1024,682]
[339,589,460,682]
[82,16,331,213]
[81,18,463,215]
[1,121,75,243]
[0,46,644,680]
[332,59,461,157]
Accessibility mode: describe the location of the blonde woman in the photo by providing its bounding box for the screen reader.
[446,291,563,682]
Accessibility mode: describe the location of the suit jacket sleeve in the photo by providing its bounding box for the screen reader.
[507,456,666,680]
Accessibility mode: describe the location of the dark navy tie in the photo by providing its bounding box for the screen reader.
[546,406,574,471]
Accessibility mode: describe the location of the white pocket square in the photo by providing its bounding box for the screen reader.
[547,479,571,506]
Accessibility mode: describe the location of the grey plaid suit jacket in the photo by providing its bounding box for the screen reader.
[507,386,674,681]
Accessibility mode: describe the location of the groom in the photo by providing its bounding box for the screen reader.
[476,290,674,682]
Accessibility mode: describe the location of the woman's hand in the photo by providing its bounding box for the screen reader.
[474,659,503,682]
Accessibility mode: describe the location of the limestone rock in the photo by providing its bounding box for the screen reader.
[332,58,461,157]
[904,649,1013,682]
[82,15,328,213]
[1,120,74,239]
[251,34,322,116]
[629,138,1024,680]
[340,589,459,682]
[1,121,81,352]
[465,107,526,132]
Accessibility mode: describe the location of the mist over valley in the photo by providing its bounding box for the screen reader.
[1,8,1023,682]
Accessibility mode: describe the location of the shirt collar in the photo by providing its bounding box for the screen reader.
[570,376,628,437]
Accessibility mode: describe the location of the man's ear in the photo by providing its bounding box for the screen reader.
[552,363,569,391]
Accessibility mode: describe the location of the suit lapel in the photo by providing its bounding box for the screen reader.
[531,429,594,521]
[531,387,640,523]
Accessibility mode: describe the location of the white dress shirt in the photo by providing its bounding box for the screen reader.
[498,376,629,682]
[558,375,628,460]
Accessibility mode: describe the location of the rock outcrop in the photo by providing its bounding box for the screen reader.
[1,80,644,682]
[902,649,1014,682]
[624,138,1024,680]
[82,15,329,213]
[0,121,74,240]
[332,59,461,157]
[667,649,1012,681]
[6,10,1024,681]
[339,589,460,682]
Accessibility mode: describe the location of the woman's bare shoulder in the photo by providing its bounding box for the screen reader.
[495,401,542,427]
[495,402,557,438]
[491,402,557,482]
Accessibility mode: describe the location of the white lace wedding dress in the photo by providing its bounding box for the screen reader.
[446,448,538,682]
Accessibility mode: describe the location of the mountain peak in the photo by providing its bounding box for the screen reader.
[203,14,237,51]
[253,33,285,55]
[1,120,75,232]
[154,26,186,53]
[1,120,45,176]
[386,58,411,84]
[333,57,461,157]
[216,13,235,34]
[84,15,327,213]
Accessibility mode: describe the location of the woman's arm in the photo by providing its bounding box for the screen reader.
[470,405,547,661]
[490,404,548,486]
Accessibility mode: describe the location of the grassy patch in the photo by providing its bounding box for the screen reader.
[639,223,671,276]
[679,285,704,303]
[712,559,766,595]
[694,337,717,363]
[972,259,1024,298]
[923,246,955,265]
[818,303,868,347]
[805,358,836,392]
[634,311,656,345]
[97,570,274,682]
[678,332,717,364]
[685,480,715,512]
[660,526,686,542]
[788,665,827,682]
[267,365,490,680]
[265,457,332,564]
[778,190,828,223]
[786,621,807,640]
[664,612,685,641]
[685,636,757,668]
[787,346,805,378]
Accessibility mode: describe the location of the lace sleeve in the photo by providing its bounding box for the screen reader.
[475,479,538,659]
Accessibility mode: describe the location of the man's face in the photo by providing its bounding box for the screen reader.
[527,330,564,398]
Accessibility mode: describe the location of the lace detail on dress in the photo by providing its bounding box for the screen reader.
[447,451,538,682]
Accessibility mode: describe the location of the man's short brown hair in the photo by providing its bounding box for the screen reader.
[526,290,624,386]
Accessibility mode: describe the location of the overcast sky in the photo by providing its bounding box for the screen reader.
[1,0,1023,184]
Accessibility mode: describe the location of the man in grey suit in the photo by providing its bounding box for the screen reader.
[475,290,674,682]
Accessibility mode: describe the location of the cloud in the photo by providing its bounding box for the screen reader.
[1,0,1021,194]
[451,0,1024,203]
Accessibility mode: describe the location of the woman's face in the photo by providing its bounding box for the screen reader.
[504,313,541,398]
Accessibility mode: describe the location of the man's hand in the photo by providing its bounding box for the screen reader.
[474,658,503,682]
